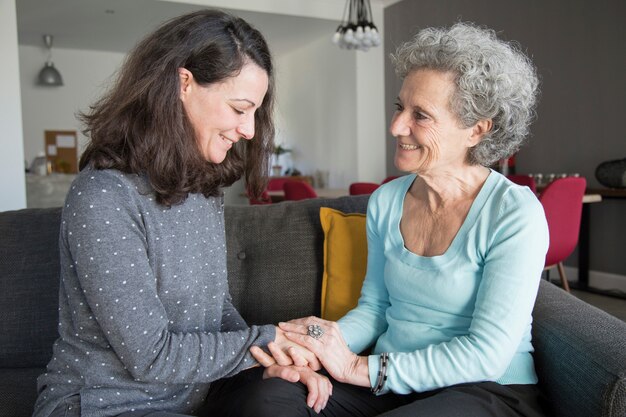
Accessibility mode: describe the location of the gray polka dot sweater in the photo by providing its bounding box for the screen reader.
[34,168,275,417]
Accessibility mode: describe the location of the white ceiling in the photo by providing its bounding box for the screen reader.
[16,0,340,56]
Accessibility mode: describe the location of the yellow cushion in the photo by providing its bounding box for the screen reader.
[319,207,368,321]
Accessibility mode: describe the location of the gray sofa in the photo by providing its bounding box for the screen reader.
[1,196,625,417]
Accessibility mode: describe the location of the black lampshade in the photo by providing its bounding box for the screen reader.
[38,62,63,86]
[37,35,63,87]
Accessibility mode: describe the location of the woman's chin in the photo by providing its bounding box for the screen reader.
[394,158,426,174]
[206,151,228,164]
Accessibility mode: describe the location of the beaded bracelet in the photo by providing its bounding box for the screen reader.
[371,352,389,394]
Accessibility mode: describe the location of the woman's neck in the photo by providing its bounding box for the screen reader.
[409,165,490,212]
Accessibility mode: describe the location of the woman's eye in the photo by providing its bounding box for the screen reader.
[393,102,403,112]
[413,111,426,120]
[232,107,245,115]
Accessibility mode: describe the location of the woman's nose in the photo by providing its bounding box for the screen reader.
[389,112,410,137]
[237,115,255,140]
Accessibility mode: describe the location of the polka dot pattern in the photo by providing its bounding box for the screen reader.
[34,168,275,417]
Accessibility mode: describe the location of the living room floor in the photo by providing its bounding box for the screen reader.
[570,288,626,322]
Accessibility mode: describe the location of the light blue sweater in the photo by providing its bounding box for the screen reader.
[338,171,549,395]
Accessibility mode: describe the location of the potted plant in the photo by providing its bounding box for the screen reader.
[272,144,291,176]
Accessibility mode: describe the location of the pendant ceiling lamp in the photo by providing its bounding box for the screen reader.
[332,0,381,51]
[37,35,64,86]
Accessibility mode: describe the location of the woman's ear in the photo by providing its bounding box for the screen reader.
[468,119,493,147]
[178,68,193,101]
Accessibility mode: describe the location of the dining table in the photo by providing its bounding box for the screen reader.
[577,188,626,292]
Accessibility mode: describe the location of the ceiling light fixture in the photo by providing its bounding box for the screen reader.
[332,0,381,51]
[37,35,64,87]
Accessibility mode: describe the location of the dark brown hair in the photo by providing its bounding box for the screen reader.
[79,9,274,205]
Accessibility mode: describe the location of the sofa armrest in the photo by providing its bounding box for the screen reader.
[532,281,626,417]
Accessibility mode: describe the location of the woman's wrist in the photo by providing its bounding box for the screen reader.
[370,352,389,394]
[343,355,370,387]
[273,326,285,343]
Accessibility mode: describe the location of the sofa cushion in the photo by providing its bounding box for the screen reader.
[319,207,367,321]
[224,195,369,326]
[0,367,44,417]
[0,208,62,368]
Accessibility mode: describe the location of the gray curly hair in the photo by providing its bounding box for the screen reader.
[391,22,539,166]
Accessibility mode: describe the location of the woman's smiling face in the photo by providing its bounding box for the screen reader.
[390,69,476,175]
[179,62,269,164]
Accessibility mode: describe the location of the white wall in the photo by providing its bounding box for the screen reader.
[275,36,358,188]
[19,45,125,165]
[11,1,389,209]
[355,3,386,183]
[0,0,26,211]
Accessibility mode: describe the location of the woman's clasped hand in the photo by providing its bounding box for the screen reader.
[253,339,332,413]
[275,318,369,387]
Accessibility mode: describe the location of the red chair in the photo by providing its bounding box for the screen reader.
[349,182,379,195]
[507,174,537,193]
[283,180,318,201]
[539,177,587,292]
[267,178,288,191]
[248,189,271,205]
[381,175,401,184]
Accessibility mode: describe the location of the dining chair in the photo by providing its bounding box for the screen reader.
[248,189,272,205]
[507,174,537,193]
[283,180,318,201]
[349,182,380,195]
[267,178,288,191]
[539,177,587,292]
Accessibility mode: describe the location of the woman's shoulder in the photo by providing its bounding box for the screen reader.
[487,171,545,221]
[366,174,414,220]
[481,171,549,252]
[71,168,150,195]
[65,167,151,210]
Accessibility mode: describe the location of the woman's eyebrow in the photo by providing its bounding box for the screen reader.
[229,98,256,107]
[407,100,437,117]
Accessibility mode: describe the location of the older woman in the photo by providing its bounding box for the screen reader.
[221,22,550,417]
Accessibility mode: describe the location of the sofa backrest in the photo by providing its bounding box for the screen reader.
[0,208,62,368]
[225,196,370,324]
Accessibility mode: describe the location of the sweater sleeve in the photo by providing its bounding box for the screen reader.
[63,172,274,384]
[221,293,250,332]
[338,191,390,354]
[371,188,549,394]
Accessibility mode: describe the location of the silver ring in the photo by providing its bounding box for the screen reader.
[307,324,324,339]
